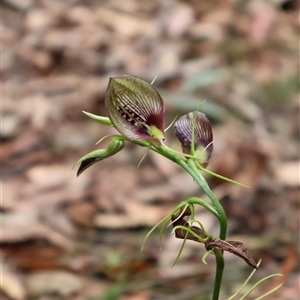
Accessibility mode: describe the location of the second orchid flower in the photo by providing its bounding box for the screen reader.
[174,111,214,167]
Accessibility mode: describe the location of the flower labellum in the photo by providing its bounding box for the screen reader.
[105,75,165,147]
[174,112,213,167]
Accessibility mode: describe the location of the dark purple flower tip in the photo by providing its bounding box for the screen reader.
[105,75,165,147]
[174,111,213,167]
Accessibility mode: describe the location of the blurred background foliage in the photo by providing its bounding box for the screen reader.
[1,0,299,299]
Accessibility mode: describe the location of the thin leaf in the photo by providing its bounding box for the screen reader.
[75,138,124,176]
[82,111,112,126]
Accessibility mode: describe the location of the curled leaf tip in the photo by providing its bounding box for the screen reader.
[174,111,213,167]
[105,75,165,146]
[76,138,124,176]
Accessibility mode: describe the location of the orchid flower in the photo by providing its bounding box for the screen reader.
[174,111,248,187]
[105,75,165,147]
[174,111,213,167]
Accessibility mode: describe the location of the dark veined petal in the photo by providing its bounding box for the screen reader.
[105,75,165,147]
[174,112,213,167]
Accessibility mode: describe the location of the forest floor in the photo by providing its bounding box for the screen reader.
[1,0,299,299]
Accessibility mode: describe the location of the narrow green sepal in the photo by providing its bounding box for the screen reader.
[75,138,124,176]
[82,111,112,126]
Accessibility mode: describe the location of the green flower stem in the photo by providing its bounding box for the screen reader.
[213,249,225,300]
[149,144,227,239]
[186,159,227,240]
[178,157,226,300]
[185,197,219,220]
[148,144,226,300]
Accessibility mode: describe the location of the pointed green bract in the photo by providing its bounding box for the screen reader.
[82,111,112,126]
[105,75,165,147]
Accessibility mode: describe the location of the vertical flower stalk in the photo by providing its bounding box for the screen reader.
[105,75,166,147]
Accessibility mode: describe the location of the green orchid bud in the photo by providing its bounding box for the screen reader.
[105,75,165,147]
[75,138,124,176]
[174,112,213,167]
